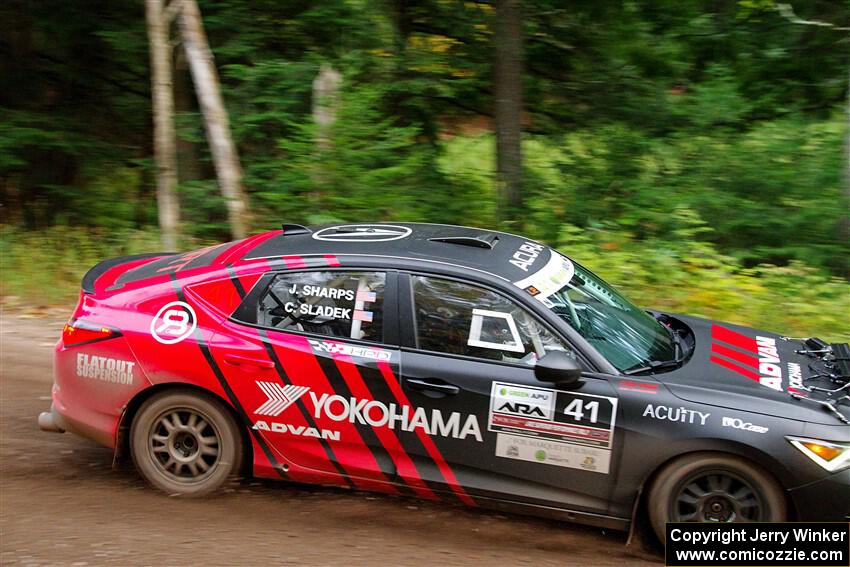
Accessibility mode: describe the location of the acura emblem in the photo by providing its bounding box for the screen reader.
[312,224,412,242]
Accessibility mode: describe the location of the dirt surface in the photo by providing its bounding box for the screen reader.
[0,313,661,566]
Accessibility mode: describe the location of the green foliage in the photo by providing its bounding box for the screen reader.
[264,82,480,225]
[554,212,850,343]
[443,112,848,275]
[0,226,167,305]
[266,83,427,221]
[0,0,847,320]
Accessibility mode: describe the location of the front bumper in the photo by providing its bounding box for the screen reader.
[788,468,850,521]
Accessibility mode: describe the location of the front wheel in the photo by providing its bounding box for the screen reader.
[130,389,244,496]
[647,453,787,543]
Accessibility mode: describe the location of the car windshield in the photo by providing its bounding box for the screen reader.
[516,252,676,372]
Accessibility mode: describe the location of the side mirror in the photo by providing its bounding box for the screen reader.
[534,351,582,385]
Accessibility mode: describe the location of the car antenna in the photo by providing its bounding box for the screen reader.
[281,224,312,236]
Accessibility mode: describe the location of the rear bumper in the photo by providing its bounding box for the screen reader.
[40,388,119,448]
[788,469,850,521]
[51,333,151,449]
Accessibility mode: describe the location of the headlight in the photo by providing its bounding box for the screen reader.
[787,437,850,472]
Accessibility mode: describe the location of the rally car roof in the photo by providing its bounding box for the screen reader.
[242,222,550,282]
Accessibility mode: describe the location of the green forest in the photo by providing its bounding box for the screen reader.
[1,0,848,340]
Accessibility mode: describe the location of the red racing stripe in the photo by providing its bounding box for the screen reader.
[235,257,275,293]
[207,338,329,483]
[235,272,262,296]
[271,334,397,492]
[711,342,758,368]
[324,254,341,267]
[709,355,761,382]
[94,255,171,295]
[377,361,476,506]
[212,239,247,265]
[711,324,757,352]
[220,230,284,265]
[155,243,224,274]
[167,274,295,483]
[332,353,438,501]
[281,255,307,269]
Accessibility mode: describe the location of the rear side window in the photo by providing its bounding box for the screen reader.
[257,271,385,342]
[410,276,573,364]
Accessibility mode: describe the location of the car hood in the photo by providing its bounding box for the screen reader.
[656,314,849,426]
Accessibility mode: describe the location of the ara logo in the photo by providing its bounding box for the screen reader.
[312,224,412,242]
[491,382,555,420]
[254,382,310,416]
[497,402,546,417]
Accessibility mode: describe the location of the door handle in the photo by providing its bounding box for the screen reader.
[223,353,275,369]
[405,378,460,395]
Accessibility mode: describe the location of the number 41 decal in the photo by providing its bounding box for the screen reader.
[563,398,600,424]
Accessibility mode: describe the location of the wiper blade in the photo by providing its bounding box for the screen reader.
[623,359,683,376]
[624,319,688,376]
[656,314,684,356]
[653,313,692,358]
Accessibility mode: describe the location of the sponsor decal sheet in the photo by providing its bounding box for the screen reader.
[489,382,617,474]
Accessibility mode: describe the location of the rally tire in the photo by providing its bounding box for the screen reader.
[130,389,244,496]
[647,452,787,543]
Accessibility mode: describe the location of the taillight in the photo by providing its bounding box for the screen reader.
[62,319,121,347]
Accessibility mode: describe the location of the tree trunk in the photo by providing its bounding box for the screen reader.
[174,48,203,183]
[178,0,250,239]
[494,0,524,224]
[840,48,850,278]
[145,0,180,250]
[311,63,342,204]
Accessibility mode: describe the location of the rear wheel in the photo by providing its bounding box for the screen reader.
[648,453,787,543]
[130,389,243,496]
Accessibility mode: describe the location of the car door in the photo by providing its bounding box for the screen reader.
[396,272,622,514]
[214,268,408,491]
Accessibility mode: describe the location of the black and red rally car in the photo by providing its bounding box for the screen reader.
[40,223,849,542]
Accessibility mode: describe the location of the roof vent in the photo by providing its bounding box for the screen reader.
[281,223,312,235]
[429,233,499,250]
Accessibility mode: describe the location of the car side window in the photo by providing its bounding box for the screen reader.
[257,271,385,342]
[410,275,573,364]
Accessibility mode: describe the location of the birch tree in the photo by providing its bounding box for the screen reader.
[145,0,180,250]
[311,63,342,205]
[177,0,251,239]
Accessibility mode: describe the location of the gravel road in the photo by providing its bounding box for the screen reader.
[0,313,660,566]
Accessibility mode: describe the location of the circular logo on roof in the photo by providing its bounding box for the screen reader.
[312,224,412,243]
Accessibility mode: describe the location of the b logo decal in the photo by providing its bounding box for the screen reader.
[151,301,197,344]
